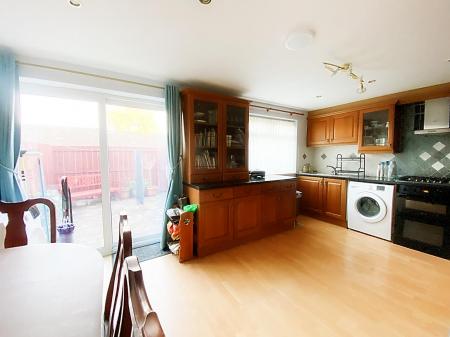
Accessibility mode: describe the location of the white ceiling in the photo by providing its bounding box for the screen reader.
[0,0,449,110]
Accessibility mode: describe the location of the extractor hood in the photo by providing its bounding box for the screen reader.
[414,97,450,135]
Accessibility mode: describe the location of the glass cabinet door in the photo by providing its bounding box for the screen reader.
[193,99,220,171]
[361,108,391,148]
[224,104,247,171]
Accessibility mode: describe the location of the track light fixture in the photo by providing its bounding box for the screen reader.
[199,0,212,4]
[323,62,376,94]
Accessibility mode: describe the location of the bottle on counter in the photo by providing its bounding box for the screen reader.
[376,162,382,179]
[379,161,388,179]
[387,160,397,180]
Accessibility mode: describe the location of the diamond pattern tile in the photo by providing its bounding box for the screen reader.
[433,141,446,152]
[432,161,444,171]
[447,153,450,160]
[419,152,431,161]
[302,154,307,160]
[430,149,447,161]
[321,153,327,160]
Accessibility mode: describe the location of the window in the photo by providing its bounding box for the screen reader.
[249,115,297,174]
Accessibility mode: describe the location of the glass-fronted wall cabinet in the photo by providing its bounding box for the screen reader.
[182,89,249,184]
[193,99,219,170]
[358,103,396,153]
[224,103,248,176]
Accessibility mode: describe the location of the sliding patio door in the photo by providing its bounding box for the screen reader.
[18,86,167,254]
[20,94,105,249]
[106,101,168,247]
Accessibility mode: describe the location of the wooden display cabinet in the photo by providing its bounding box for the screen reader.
[182,89,249,184]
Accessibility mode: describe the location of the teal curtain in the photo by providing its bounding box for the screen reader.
[0,49,24,202]
[161,85,183,249]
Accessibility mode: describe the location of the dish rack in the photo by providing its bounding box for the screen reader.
[335,153,366,177]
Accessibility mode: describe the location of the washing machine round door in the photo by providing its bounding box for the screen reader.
[354,192,387,223]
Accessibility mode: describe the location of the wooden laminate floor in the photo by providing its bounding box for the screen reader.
[141,216,450,337]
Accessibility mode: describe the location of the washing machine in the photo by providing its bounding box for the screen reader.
[347,181,395,241]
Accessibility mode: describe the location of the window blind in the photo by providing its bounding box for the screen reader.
[249,115,297,174]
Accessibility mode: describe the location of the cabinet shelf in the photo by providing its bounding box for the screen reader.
[194,122,218,127]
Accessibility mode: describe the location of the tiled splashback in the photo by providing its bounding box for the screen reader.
[305,103,450,177]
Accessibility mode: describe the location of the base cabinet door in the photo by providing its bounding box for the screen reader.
[297,177,323,213]
[277,190,296,230]
[323,178,347,221]
[198,200,233,254]
[261,192,278,229]
[233,195,261,239]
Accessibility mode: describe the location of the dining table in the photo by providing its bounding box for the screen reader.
[0,243,104,337]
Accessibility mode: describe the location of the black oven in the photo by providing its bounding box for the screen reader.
[394,183,450,259]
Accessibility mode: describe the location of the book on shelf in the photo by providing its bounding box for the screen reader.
[195,150,216,169]
[195,128,216,148]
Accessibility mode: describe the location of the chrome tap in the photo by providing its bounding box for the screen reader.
[327,165,338,175]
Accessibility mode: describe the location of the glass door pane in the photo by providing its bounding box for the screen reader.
[19,94,104,248]
[225,104,246,170]
[106,103,168,247]
[361,109,389,147]
[193,99,219,170]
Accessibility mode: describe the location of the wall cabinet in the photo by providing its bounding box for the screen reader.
[185,180,296,257]
[182,89,249,184]
[330,111,359,144]
[307,111,358,146]
[357,104,396,153]
[297,176,347,226]
[307,118,330,146]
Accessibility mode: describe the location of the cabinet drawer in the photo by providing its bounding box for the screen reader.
[200,188,233,203]
[261,182,281,193]
[279,180,296,191]
[223,172,249,182]
[233,184,261,198]
[261,180,296,193]
[190,173,222,184]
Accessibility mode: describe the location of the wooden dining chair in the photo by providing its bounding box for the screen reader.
[124,255,165,337]
[104,211,133,337]
[0,198,56,248]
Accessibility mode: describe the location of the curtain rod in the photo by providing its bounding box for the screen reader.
[16,61,165,90]
[16,62,305,115]
[250,104,305,116]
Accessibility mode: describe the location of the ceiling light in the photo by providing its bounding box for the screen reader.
[69,0,81,7]
[316,95,323,99]
[199,0,211,4]
[284,30,315,51]
[323,62,376,94]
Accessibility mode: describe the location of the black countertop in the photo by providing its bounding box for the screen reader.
[294,172,397,185]
[184,175,296,190]
[294,172,450,188]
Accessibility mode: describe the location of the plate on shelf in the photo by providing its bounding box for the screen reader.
[194,112,206,118]
[195,119,208,124]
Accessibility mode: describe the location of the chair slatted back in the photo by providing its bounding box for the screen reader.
[124,256,165,337]
[0,198,56,248]
[104,212,133,337]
